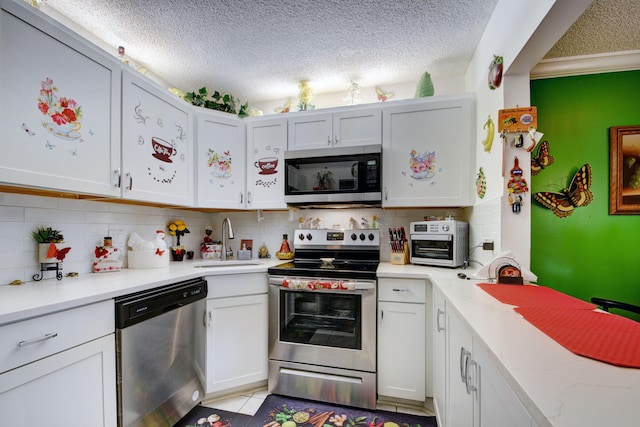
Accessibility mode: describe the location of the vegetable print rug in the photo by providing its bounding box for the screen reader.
[247,394,437,427]
[176,405,252,427]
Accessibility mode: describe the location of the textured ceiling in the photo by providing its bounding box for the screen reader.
[41,0,500,103]
[545,0,640,58]
[39,0,638,105]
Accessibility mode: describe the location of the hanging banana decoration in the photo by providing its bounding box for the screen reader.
[482,115,495,153]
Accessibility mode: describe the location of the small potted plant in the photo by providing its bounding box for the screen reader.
[167,220,190,261]
[32,226,71,263]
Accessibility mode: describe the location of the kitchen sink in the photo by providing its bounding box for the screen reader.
[193,260,262,268]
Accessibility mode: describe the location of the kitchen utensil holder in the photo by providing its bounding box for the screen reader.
[390,242,410,265]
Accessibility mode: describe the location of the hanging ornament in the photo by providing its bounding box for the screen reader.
[481,115,495,152]
[488,55,504,90]
[507,157,528,214]
[344,81,362,105]
[476,167,487,199]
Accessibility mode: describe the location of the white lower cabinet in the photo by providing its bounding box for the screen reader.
[0,300,116,425]
[447,305,477,427]
[205,273,268,393]
[436,287,535,427]
[377,277,427,401]
[433,287,448,426]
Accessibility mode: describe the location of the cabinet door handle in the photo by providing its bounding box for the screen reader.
[465,357,478,394]
[18,332,58,347]
[207,310,212,328]
[334,135,339,145]
[436,308,445,332]
[125,171,133,190]
[459,347,470,383]
[327,136,332,146]
[392,288,408,292]
[384,186,388,201]
[247,191,252,205]
[114,168,121,188]
[240,192,243,204]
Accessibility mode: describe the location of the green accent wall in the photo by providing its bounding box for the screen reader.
[530,70,640,319]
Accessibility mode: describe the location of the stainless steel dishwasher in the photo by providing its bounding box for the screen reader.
[115,277,207,427]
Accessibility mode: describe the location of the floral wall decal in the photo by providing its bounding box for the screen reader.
[208,149,232,178]
[409,149,437,180]
[37,77,82,140]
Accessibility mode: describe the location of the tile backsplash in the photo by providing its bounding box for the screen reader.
[0,191,470,285]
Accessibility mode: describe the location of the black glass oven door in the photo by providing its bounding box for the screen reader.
[411,236,453,261]
[279,289,361,350]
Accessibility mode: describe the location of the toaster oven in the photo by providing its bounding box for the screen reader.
[410,220,468,267]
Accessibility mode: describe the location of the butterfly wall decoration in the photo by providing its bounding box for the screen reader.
[531,140,554,175]
[375,87,394,102]
[533,163,593,218]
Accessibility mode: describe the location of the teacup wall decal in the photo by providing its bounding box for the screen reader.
[151,137,177,163]
[255,157,278,174]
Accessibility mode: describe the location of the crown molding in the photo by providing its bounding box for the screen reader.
[530,50,640,79]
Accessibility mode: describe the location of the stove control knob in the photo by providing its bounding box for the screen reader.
[298,233,305,241]
[306,233,313,241]
[350,233,358,241]
[368,233,375,241]
[442,224,450,232]
[359,233,365,241]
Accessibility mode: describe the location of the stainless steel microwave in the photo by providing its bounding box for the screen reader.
[410,220,468,267]
[284,144,382,206]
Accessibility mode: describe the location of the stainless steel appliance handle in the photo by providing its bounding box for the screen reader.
[411,234,453,241]
[18,332,58,347]
[268,276,375,290]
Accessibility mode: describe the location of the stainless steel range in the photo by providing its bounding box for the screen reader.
[267,228,380,410]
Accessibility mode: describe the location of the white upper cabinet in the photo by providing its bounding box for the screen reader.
[382,95,475,208]
[0,0,121,197]
[288,106,381,150]
[246,117,287,210]
[121,68,194,206]
[195,110,246,209]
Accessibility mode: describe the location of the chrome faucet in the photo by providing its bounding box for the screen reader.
[221,217,235,260]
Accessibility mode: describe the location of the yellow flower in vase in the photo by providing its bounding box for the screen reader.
[167,219,190,247]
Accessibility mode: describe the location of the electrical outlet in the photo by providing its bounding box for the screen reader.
[482,240,494,251]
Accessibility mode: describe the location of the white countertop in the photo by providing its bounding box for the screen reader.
[0,258,282,326]
[3,260,638,426]
[379,262,640,427]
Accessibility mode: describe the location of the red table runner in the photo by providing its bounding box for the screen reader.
[514,306,640,368]
[477,283,597,310]
[477,283,640,368]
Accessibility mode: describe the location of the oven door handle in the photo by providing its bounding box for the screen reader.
[411,234,453,242]
[268,276,375,291]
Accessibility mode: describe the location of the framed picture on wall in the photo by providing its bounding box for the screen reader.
[610,125,640,214]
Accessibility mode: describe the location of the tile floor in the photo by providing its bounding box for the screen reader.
[201,387,436,417]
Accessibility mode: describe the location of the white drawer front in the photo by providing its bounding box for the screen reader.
[0,300,114,374]
[378,278,426,303]
[206,273,268,298]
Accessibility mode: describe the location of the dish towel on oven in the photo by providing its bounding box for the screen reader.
[478,283,640,368]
